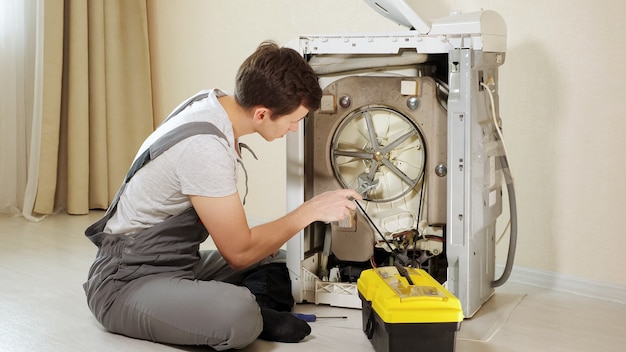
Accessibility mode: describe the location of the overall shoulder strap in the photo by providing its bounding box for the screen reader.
[106,92,226,216]
[106,121,225,217]
[125,122,226,183]
[161,91,210,125]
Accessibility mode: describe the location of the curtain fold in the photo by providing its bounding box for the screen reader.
[33,0,154,215]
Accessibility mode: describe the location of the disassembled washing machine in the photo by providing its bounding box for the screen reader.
[286,0,516,318]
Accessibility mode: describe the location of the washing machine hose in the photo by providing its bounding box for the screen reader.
[492,154,517,287]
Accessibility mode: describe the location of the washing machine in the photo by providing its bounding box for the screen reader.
[286,0,515,318]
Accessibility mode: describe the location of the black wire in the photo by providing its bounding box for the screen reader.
[411,176,427,266]
[355,200,414,285]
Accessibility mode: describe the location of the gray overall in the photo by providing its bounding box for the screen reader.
[83,93,283,350]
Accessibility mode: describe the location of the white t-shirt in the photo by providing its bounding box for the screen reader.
[104,89,239,235]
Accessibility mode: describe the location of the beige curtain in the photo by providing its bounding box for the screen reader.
[34,0,154,215]
[0,0,42,219]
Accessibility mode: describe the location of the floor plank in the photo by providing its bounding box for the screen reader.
[1,213,625,352]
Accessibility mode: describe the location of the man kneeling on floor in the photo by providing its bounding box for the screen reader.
[82,41,361,350]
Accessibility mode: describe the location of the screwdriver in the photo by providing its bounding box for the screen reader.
[292,313,348,322]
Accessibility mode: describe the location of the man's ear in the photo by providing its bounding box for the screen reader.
[252,107,271,124]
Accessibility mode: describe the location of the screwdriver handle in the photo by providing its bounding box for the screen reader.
[292,313,348,322]
[293,313,316,322]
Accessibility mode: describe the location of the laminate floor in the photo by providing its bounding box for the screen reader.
[1,212,624,351]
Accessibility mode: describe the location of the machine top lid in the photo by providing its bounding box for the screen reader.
[363,0,431,34]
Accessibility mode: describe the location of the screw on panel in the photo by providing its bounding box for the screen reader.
[435,163,447,177]
[339,95,351,108]
[406,96,419,110]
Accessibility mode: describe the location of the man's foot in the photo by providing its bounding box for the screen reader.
[258,308,311,343]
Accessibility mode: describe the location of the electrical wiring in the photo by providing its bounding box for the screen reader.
[480,81,518,288]
[480,81,512,245]
[355,200,415,285]
[480,81,514,180]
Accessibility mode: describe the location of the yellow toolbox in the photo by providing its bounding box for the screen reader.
[357,267,464,352]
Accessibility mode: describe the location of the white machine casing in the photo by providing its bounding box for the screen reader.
[286,0,507,318]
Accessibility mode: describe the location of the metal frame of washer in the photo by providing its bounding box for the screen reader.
[286,1,508,318]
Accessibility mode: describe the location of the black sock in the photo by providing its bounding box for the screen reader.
[258,308,311,343]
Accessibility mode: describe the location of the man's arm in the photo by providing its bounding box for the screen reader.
[190,189,361,269]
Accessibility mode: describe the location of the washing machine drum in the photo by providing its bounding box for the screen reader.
[305,75,447,262]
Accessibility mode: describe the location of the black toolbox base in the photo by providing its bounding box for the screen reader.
[361,294,461,352]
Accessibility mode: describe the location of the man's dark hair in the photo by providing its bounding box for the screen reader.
[234,41,322,118]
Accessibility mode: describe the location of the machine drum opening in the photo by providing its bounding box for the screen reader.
[331,105,426,203]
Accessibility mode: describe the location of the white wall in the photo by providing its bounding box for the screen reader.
[147,0,626,286]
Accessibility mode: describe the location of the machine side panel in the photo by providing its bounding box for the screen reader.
[446,49,502,317]
[286,124,306,302]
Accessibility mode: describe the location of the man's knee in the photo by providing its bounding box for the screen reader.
[104,278,263,350]
[214,291,263,350]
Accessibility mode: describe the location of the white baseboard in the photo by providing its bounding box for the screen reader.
[498,264,626,305]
